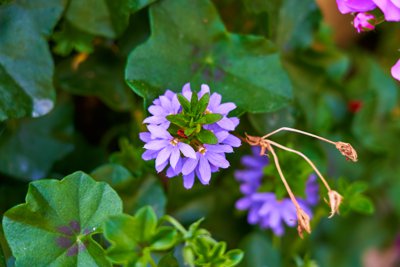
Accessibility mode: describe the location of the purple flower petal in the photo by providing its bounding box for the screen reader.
[156,160,169,173]
[217,117,235,131]
[147,125,172,139]
[199,84,210,97]
[205,144,233,153]
[208,93,221,110]
[142,150,158,160]
[206,152,229,168]
[182,157,199,175]
[144,139,169,150]
[178,143,196,159]
[215,103,236,115]
[391,59,400,81]
[183,172,195,189]
[148,105,164,115]
[198,156,211,184]
[373,0,400,21]
[156,146,172,168]
[143,116,166,124]
[170,147,180,169]
[139,132,152,142]
[223,134,241,147]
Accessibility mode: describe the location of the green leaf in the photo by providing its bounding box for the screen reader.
[0,0,66,120]
[178,93,191,113]
[91,163,136,191]
[197,113,223,125]
[2,171,123,267]
[158,253,179,267]
[0,102,74,180]
[0,232,5,267]
[225,249,244,267]
[239,232,280,267]
[150,226,178,250]
[65,0,130,38]
[166,114,189,128]
[125,0,292,113]
[350,196,374,215]
[197,129,218,145]
[129,0,158,13]
[56,48,135,111]
[135,206,158,241]
[196,93,210,114]
[190,91,199,112]
[103,214,140,265]
[184,127,196,137]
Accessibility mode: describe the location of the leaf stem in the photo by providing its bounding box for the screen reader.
[262,127,336,145]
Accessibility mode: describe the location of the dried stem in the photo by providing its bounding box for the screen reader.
[267,145,301,211]
[267,140,332,192]
[262,127,336,146]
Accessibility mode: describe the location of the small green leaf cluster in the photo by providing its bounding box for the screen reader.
[167,93,222,145]
[161,217,244,267]
[338,179,375,215]
[1,171,243,267]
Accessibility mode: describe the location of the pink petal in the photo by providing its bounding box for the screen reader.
[391,59,400,81]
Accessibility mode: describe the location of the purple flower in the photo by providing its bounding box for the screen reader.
[141,125,196,172]
[372,0,400,21]
[353,13,375,33]
[141,83,240,189]
[336,0,376,14]
[143,90,181,128]
[391,59,400,81]
[236,193,312,236]
[234,147,319,236]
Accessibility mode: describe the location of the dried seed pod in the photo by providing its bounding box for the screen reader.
[335,142,358,162]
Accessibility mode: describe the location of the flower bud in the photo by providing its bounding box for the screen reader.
[328,190,343,218]
[353,13,375,33]
[296,208,311,238]
[336,142,358,162]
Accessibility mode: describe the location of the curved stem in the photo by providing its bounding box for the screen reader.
[268,145,301,210]
[262,127,336,145]
[268,140,331,192]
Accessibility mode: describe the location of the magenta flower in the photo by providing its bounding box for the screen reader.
[141,83,240,189]
[353,13,375,33]
[336,0,376,14]
[235,147,319,236]
[391,59,400,81]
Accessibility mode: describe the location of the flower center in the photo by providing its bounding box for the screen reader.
[198,146,207,155]
[205,108,212,114]
[170,138,179,146]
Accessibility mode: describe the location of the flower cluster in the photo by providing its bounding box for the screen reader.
[336,0,400,81]
[140,83,241,189]
[235,147,319,236]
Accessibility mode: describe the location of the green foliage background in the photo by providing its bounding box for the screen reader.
[0,0,399,266]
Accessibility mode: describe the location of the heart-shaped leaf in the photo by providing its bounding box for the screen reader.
[125,0,292,113]
[2,171,123,266]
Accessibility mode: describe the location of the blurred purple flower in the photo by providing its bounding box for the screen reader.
[373,0,400,21]
[336,0,376,14]
[234,147,319,236]
[353,13,375,33]
[141,83,240,189]
[391,59,400,82]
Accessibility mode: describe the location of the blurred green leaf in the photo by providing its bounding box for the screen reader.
[0,0,66,120]
[65,0,130,38]
[349,196,374,215]
[126,0,292,113]
[158,253,179,267]
[125,177,167,218]
[56,48,135,111]
[109,138,146,177]
[197,113,223,125]
[2,171,123,266]
[0,102,74,180]
[52,22,94,56]
[239,232,280,267]
[91,163,136,191]
[129,0,158,13]
[150,226,178,250]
